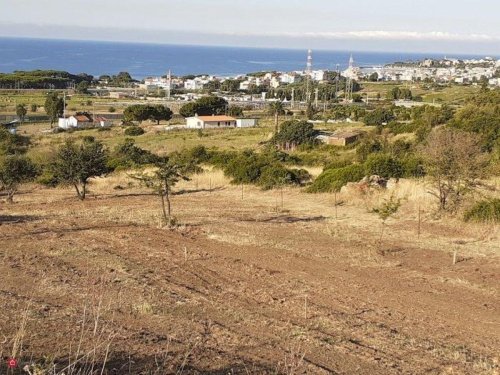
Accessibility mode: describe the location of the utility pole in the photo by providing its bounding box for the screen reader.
[167,70,171,101]
[335,64,340,99]
[306,49,312,104]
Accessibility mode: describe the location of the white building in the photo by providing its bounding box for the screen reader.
[186,115,237,129]
[186,115,257,129]
[58,114,92,129]
[94,116,111,127]
[280,73,300,84]
[236,119,258,128]
[310,70,326,81]
[58,114,110,129]
[184,79,205,90]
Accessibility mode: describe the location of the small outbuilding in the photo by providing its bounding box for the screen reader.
[236,118,258,128]
[317,131,361,146]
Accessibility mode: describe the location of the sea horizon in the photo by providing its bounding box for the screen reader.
[0,36,497,79]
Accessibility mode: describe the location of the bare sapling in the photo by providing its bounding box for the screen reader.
[372,194,401,250]
[131,156,199,227]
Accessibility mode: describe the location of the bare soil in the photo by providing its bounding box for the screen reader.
[0,175,498,374]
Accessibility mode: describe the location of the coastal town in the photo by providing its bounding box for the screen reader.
[137,54,500,100]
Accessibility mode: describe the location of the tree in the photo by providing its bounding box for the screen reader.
[272,120,317,150]
[267,101,285,132]
[420,128,487,211]
[179,96,228,117]
[44,92,64,127]
[364,108,395,126]
[123,105,152,123]
[49,139,108,200]
[30,103,38,112]
[0,155,38,203]
[387,87,412,100]
[150,105,173,125]
[227,106,243,117]
[450,90,500,152]
[15,104,27,124]
[368,72,379,82]
[76,81,89,94]
[131,157,196,225]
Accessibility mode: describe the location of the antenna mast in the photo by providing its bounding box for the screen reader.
[167,70,171,101]
[345,54,354,102]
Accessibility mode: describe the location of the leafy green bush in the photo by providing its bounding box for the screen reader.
[107,138,159,170]
[463,199,500,223]
[364,154,403,179]
[400,156,425,177]
[124,126,145,136]
[364,108,395,126]
[0,127,30,155]
[356,137,385,162]
[224,150,264,184]
[207,150,238,168]
[210,149,310,189]
[307,164,365,193]
[258,164,310,190]
[387,121,420,135]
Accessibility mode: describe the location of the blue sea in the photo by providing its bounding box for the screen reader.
[0,37,491,79]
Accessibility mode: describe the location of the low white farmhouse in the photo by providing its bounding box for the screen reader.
[186,115,257,129]
[58,114,92,129]
[186,115,237,129]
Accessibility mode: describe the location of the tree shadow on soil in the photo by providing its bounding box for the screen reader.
[242,215,327,224]
[174,187,225,195]
[0,214,39,224]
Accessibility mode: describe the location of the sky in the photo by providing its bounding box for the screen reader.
[0,0,499,54]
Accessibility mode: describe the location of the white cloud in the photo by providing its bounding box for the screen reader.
[221,30,499,42]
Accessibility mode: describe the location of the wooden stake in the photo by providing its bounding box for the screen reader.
[417,203,421,239]
[184,246,187,262]
[304,295,308,320]
[453,250,457,265]
[334,192,338,220]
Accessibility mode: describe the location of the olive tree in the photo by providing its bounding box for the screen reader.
[50,139,108,200]
[0,155,38,203]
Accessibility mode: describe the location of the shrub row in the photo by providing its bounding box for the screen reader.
[307,154,425,193]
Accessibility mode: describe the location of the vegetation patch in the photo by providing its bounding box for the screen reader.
[463,199,500,223]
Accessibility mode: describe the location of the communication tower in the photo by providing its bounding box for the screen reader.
[345,54,355,102]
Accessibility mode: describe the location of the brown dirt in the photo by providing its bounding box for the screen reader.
[0,175,498,374]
